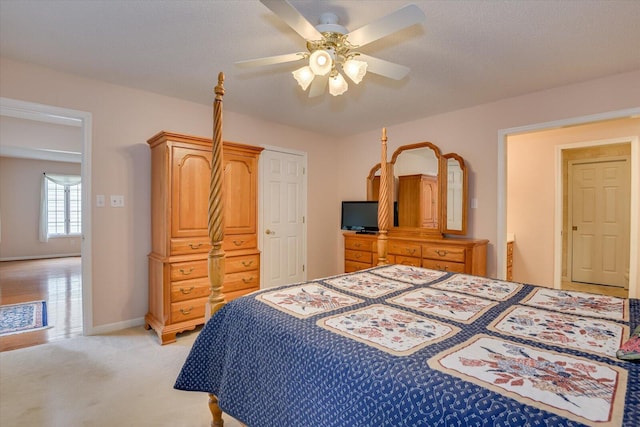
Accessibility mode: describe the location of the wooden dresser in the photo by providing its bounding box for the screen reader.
[344,232,488,276]
[145,131,263,344]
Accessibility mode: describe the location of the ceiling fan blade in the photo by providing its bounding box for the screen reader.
[357,54,410,80]
[308,74,329,98]
[346,4,425,47]
[235,52,307,68]
[260,0,323,41]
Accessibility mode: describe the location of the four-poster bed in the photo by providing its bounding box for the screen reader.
[174,74,640,426]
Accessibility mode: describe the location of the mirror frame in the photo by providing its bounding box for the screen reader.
[366,142,468,237]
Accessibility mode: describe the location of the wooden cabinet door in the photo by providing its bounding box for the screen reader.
[224,149,258,235]
[171,146,212,238]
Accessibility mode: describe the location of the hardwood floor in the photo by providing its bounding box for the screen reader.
[0,257,82,351]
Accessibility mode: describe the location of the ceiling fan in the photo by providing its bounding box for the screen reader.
[236,0,426,97]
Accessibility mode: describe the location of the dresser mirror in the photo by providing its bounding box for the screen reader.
[366,142,468,236]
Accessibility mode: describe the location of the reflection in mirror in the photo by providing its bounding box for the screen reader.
[394,147,439,230]
[443,153,467,235]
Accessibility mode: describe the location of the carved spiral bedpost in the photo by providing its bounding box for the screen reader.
[377,128,390,265]
[208,73,226,427]
[208,72,227,318]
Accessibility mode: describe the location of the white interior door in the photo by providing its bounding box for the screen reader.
[571,158,630,287]
[260,149,306,289]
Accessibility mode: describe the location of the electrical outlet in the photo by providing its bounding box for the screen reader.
[110,195,125,208]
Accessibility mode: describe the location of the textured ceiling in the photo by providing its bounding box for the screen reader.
[1,0,639,137]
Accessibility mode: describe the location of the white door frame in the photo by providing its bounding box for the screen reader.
[0,97,93,335]
[497,107,640,297]
[258,145,308,286]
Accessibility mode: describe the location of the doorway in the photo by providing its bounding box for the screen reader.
[0,97,93,335]
[498,109,639,299]
[259,147,307,289]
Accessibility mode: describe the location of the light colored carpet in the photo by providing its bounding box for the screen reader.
[0,327,242,427]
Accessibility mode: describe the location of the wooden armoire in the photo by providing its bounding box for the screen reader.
[145,131,263,344]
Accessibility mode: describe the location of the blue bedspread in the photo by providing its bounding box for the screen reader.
[175,265,640,426]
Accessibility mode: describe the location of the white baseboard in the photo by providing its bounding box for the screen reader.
[0,253,81,262]
[88,317,146,336]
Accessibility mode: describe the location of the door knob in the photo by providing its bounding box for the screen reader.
[265,229,275,235]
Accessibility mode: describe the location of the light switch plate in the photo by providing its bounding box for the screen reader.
[110,195,125,208]
[96,195,105,207]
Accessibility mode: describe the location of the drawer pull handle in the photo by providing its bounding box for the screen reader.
[189,243,203,250]
[179,267,195,275]
[233,240,245,246]
[406,248,416,256]
[242,276,254,283]
[354,243,361,248]
[180,286,195,294]
[435,264,449,271]
[435,250,448,257]
[355,253,361,259]
[242,260,254,267]
[179,307,193,315]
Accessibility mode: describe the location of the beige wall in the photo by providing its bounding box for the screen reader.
[507,119,640,287]
[1,56,639,331]
[0,157,82,259]
[0,57,339,329]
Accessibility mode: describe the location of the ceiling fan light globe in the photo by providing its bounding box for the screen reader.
[309,49,333,76]
[343,59,368,84]
[329,72,348,96]
[292,66,315,91]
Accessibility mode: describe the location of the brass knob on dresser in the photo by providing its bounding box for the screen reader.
[188,243,203,250]
[233,240,245,246]
[435,249,448,257]
[179,267,195,275]
[179,307,193,315]
[241,276,254,283]
[242,260,254,267]
[179,286,195,294]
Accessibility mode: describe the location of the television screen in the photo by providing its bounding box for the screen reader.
[341,201,379,233]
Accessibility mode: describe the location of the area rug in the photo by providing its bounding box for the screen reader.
[0,301,49,336]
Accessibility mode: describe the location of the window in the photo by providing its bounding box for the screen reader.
[39,173,82,241]
[46,179,81,236]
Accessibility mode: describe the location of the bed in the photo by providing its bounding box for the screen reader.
[174,73,640,426]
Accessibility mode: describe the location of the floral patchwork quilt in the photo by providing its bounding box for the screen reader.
[175,265,639,427]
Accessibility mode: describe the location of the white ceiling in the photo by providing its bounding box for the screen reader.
[1,1,639,137]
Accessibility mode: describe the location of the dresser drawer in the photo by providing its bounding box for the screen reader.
[223,234,257,251]
[170,259,208,281]
[422,244,466,262]
[226,253,260,273]
[170,237,211,255]
[224,270,259,293]
[345,249,372,264]
[345,260,371,273]
[171,297,208,323]
[394,255,421,267]
[170,277,211,302]
[422,258,466,273]
[389,241,421,257]
[344,237,374,252]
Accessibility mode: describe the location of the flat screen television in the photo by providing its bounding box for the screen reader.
[341,201,398,234]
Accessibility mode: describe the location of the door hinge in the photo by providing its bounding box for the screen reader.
[302,264,305,272]
[302,216,305,223]
[303,167,306,174]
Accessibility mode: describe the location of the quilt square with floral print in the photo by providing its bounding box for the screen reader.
[429,335,628,427]
[257,284,362,318]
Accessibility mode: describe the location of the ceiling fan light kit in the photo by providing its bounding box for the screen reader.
[240,1,426,98]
